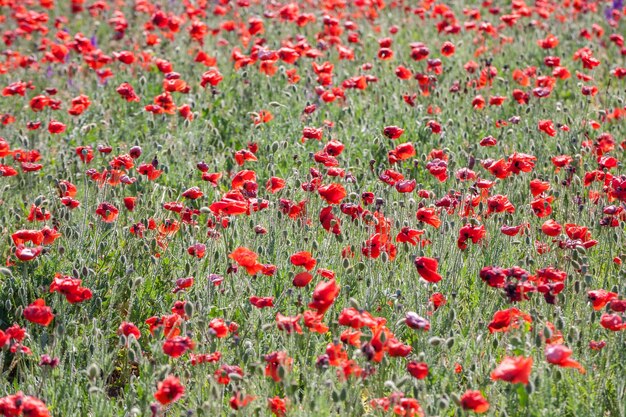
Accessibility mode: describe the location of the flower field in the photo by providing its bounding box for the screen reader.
[0,0,626,416]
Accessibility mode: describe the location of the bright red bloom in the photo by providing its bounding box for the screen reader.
[414,256,442,283]
[116,82,140,102]
[388,143,416,164]
[137,163,163,180]
[293,271,313,287]
[48,120,66,134]
[308,278,340,314]
[545,344,585,373]
[49,273,92,304]
[214,364,243,384]
[11,230,44,246]
[264,351,293,382]
[209,318,229,338]
[200,69,223,87]
[487,308,532,333]
[23,299,54,326]
[303,310,329,333]
[318,183,346,204]
[383,126,404,139]
[407,361,428,379]
[457,223,487,250]
[266,177,286,193]
[154,375,185,405]
[538,120,557,137]
[268,396,287,417]
[531,196,554,218]
[276,313,302,334]
[229,247,264,275]
[187,243,206,258]
[15,245,44,262]
[118,322,140,340]
[430,292,447,310]
[290,251,316,271]
[249,296,274,308]
[491,356,533,385]
[0,392,50,417]
[416,207,441,228]
[182,186,203,200]
[541,219,562,236]
[600,313,624,331]
[163,336,195,358]
[396,227,425,246]
[460,390,490,413]
[229,392,255,410]
[588,290,618,311]
[95,202,119,222]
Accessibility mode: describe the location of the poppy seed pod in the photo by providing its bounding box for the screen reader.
[87,363,100,381]
[428,337,443,346]
[445,337,455,348]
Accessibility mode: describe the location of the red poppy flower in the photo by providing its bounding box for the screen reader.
[545,344,585,373]
[414,256,442,283]
[268,396,287,417]
[488,308,532,333]
[95,202,119,222]
[276,313,303,334]
[290,251,316,271]
[491,356,533,385]
[250,296,274,308]
[293,271,313,287]
[200,69,223,88]
[600,313,624,331]
[230,392,255,410]
[407,361,428,379]
[308,278,340,314]
[49,273,92,304]
[118,322,140,340]
[460,390,490,413]
[0,393,50,417]
[318,183,346,204]
[163,336,195,358]
[15,244,44,262]
[383,126,404,139]
[154,375,185,405]
[538,120,557,137]
[48,120,66,134]
[23,299,54,326]
[229,247,264,275]
[588,290,618,310]
[416,207,441,228]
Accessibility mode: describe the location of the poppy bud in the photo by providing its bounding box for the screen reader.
[446,337,455,348]
[87,363,100,381]
[184,302,194,318]
[428,337,443,346]
[129,146,142,159]
[348,298,361,310]
[383,380,399,391]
